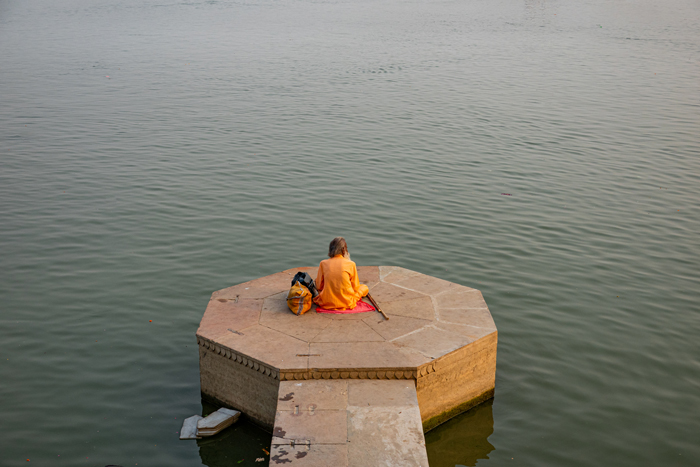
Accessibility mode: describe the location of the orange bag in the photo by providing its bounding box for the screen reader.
[287,281,313,316]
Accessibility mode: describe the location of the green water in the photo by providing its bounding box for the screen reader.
[1,0,699,465]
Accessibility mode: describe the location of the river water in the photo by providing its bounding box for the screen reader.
[1,0,699,466]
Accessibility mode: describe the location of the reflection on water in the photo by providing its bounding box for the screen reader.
[1,0,699,465]
[197,401,271,467]
[426,400,495,467]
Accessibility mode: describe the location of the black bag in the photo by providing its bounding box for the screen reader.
[291,271,319,298]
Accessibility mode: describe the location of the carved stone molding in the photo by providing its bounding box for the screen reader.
[197,337,432,382]
[198,336,280,380]
[279,369,419,381]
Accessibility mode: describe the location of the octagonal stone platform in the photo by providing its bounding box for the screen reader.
[197,266,497,433]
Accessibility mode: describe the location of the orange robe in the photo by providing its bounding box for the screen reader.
[313,255,369,310]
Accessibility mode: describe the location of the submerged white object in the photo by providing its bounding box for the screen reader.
[196,407,241,437]
[180,415,203,440]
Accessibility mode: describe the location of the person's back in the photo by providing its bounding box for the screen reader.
[314,237,369,310]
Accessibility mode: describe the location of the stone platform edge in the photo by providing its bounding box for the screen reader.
[196,334,485,381]
[197,331,496,432]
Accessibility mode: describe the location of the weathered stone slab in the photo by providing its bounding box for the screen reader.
[179,415,202,440]
[347,405,428,467]
[356,265,380,284]
[311,319,384,343]
[277,379,348,412]
[276,380,348,412]
[379,266,420,283]
[438,307,496,330]
[272,409,348,444]
[346,380,428,466]
[379,296,435,321]
[309,341,430,371]
[368,281,427,303]
[197,407,241,436]
[435,288,487,309]
[393,273,459,296]
[216,325,309,370]
[197,298,262,341]
[270,380,428,466]
[393,325,476,359]
[212,271,295,300]
[347,379,419,407]
[435,321,496,341]
[362,314,431,341]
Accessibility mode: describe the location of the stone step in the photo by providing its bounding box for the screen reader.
[270,379,429,466]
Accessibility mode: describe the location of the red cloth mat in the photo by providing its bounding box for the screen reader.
[316,300,376,314]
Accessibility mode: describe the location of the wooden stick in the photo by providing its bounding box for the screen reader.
[366,292,389,320]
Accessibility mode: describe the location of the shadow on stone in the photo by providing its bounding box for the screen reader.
[425,399,495,467]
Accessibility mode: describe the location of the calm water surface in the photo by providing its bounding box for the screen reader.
[1,0,699,466]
